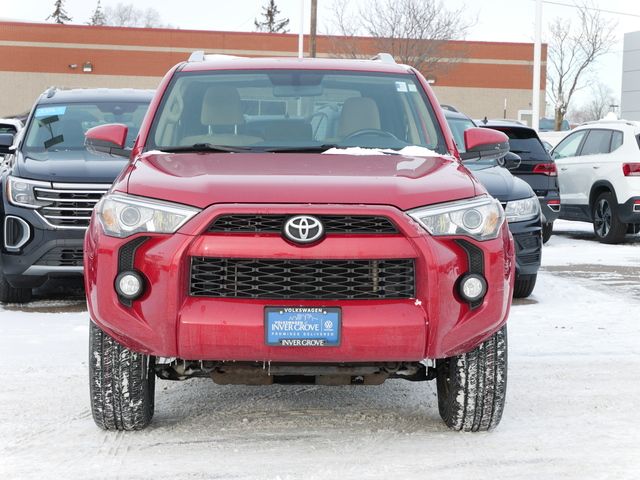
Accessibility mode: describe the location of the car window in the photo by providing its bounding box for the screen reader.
[445,115,475,153]
[580,129,612,156]
[552,130,587,159]
[0,124,17,134]
[149,70,447,152]
[610,131,623,152]
[488,127,549,160]
[23,102,149,158]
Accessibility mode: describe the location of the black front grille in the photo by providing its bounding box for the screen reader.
[190,258,415,300]
[35,247,84,266]
[208,215,398,234]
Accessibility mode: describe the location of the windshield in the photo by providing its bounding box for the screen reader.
[23,102,149,158]
[148,70,446,153]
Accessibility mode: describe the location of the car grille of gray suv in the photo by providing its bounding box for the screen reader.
[34,184,110,229]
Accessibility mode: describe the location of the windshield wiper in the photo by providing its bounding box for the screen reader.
[260,144,339,153]
[161,143,253,153]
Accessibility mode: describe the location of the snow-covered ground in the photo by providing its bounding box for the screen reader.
[1,220,639,479]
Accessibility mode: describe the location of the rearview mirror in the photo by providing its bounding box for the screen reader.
[460,127,509,162]
[0,133,15,155]
[497,151,521,170]
[85,123,130,158]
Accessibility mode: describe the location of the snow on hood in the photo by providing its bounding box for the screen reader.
[322,145,442,157]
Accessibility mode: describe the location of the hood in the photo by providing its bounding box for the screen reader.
[468,165,534,202]
[124,152,478,210]
[14,150,127,183]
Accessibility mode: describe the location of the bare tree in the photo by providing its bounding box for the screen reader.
[47,0,72,24]
[87,0,107,26]
[327,0,474,72]
[568,81,618,123]
[103,2,170,28]
[547,2,616,130]
[255,0,290,33]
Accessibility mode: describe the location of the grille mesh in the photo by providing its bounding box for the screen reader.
[208,215,398,234]
[34,247,84,266]
[190,257,415,300]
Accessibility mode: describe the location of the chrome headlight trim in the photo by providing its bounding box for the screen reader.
[407,195,505,241]
[504,196,540,223]
[96,193,201,238]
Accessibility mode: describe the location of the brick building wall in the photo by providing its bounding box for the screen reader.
[0,21,546,121]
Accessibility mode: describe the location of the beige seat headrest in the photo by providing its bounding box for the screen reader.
[201,86,245,126]
[338,97,381,137]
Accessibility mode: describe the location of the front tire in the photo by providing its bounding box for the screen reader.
[513,273,537,298]
[593,192,626,244]
[0,273,32,304]
[436,325,508,432]
[542,222,553,244]
[89,321,155,430]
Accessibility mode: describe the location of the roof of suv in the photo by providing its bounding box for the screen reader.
[573,119,640,131]
[181,56,415,75]
[37,88,155,105]
[477,120,540,136]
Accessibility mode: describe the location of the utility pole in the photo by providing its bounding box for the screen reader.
[532,0,542,131]
[310,0,318,57]
[298,0,305,59]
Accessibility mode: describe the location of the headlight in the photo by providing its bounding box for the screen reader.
[5,175,52,209]
[96,193,200,238]
[504,196,539,222]
[408,195,505,241]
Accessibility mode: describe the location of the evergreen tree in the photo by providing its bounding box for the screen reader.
[47,0,72,24]
[254,0,289,33]
[88,1,107,26]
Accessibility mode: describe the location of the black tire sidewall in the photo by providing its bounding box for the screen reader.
[592,192,626,244]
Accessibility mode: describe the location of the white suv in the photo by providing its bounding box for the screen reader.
[551,120,640,243]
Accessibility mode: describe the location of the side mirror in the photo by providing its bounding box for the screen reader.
[497,151,521,170]
[460,127,509,162]
[0,133,15,155]
[85,123,129,158]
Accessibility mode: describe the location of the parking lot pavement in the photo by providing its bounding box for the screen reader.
[0,219,638,480]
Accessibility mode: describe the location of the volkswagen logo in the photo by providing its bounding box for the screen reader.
[283,215,324,244]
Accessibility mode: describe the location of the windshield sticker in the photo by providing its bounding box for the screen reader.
[408,84,418,92]
[35,106,67,118]
[395,81,408,92]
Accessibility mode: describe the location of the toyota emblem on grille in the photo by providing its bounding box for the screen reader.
[283,215,324,244]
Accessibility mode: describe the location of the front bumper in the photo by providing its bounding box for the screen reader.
[509,216,542,277]
[1,202,84,288]
[85,203,515,361]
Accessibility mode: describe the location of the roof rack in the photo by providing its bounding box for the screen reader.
[581,119,638,127]
[370,53,396,64]
[440,104,460,113]
[44,86,57,98]
[188,51,243,62]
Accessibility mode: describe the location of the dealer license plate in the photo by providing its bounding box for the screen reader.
[265,307,341,347]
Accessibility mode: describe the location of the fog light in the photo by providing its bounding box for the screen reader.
[459,274,487,302]
[115,271,144,300]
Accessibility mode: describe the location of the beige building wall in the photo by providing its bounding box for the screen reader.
[0,72,162,116]
[433,86,546,123]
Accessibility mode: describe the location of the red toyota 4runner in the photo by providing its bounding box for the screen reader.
[84,52,514,432]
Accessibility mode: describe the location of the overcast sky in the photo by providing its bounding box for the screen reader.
[3,0,640,112]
